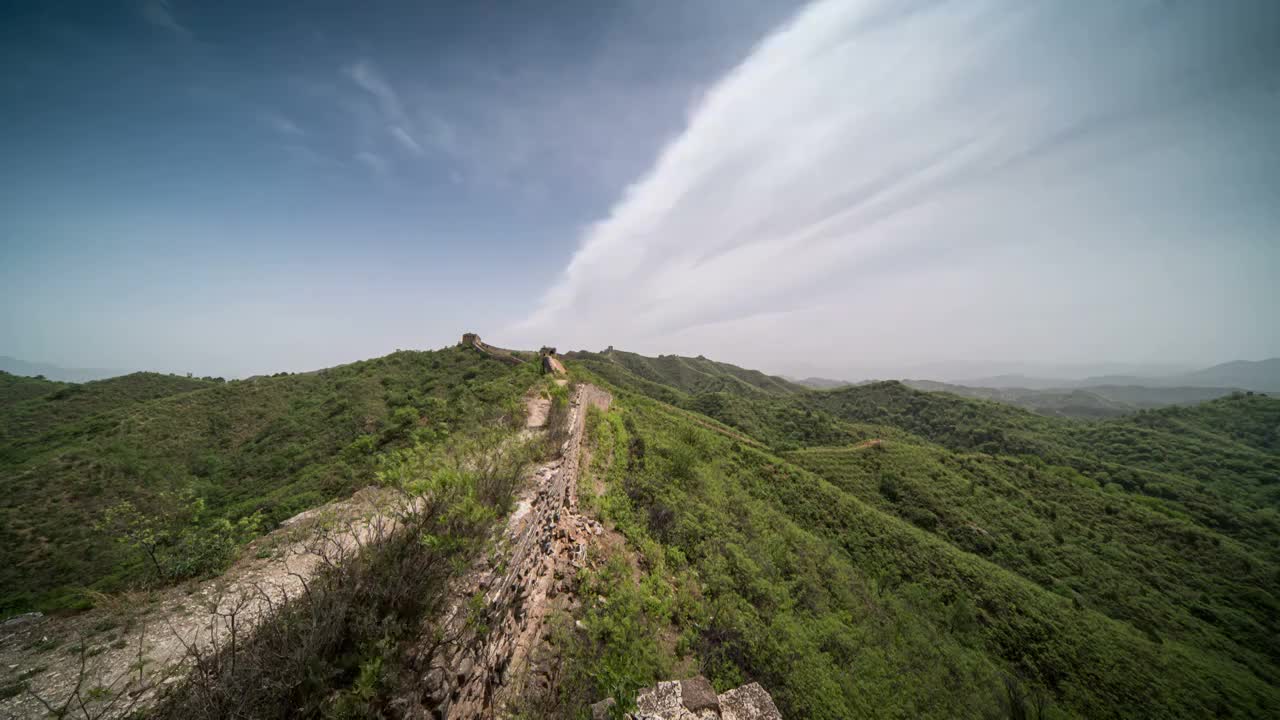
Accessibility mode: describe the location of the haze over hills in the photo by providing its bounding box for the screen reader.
[0,356,128,383]
[900,380,1247,420]
[792,358,1280,393]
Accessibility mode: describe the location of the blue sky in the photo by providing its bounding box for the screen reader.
[2,0,1278,379]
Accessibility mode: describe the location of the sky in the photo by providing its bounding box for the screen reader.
[2,0,1278,380]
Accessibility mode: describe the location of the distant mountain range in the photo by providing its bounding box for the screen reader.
[958,358,1280,393]
[0,356,127,383]
[795,358,1280,394]
[897,381,1243,419]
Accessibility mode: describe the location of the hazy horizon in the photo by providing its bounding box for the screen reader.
[3,1,1278,380]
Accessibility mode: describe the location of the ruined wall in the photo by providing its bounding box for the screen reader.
[460,333,526,366]
[398,384,610,719]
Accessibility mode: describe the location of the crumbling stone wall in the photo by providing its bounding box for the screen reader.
[460,333,525,366]
[398,384,609,719]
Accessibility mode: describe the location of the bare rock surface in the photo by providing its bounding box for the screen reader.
[718,683,783,720]
[618,677,780,720]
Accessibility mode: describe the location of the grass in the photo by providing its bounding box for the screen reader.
[549,359,1280,719]
[7,344,1279,718]
[0,346,540,616]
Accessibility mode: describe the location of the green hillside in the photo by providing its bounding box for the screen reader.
[1,371,216,453]
[0,347,538,615]
[0,371,69,405]
[5,345,1278,718]
[546,353,1280,718]
[902,380,1240,419]
[565,348,805,398]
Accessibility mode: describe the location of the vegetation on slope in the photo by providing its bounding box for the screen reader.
[806,382,1280,554]
[7,343,1278,718]
[0,371,70,405]
[149,426,537,720]
[787,441,1278,681]
[0,347,538,616]
[543,355,1280,718]
[565,348,804,399]
[1,371,216,454]
[564,383,1279,718]
[903,380,1239,419]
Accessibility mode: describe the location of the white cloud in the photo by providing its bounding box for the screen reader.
[512,0,1280,373]
[140,0,191,40]
[344,60,405,125]
[264,112,305,137]
[344,59,431,160]
[355,151,389,177]
[390,125,424,156]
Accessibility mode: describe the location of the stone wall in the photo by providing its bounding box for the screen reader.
[396,384,610,719]
[460,333,525,366]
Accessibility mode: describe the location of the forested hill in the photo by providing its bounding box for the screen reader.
[1,371,217,449]
[0,348,538,615]
[5,344,1278,717]
[561,350,1280,718]
[902,379,1241,419]
[564,348,805,399]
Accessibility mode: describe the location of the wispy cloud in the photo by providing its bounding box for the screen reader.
[140,0,191,40]
[514,0,1280,369]
[264,112,305,137]
[389,126,423,156]
[355,151,389,177]
[344,60,406,126]
[343,59,432,160]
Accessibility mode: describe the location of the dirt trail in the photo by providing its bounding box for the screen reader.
[0,487,410,718]
[402,383,611,719]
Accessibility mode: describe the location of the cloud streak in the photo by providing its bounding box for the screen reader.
[515,0,1280,372]
[264,112,305,137]
[140,0,191,40]
[344,59,434,162]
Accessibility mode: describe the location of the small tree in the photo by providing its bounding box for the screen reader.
[97,498,181,576]
[97,491,262,581]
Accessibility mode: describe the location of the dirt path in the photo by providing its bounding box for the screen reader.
[401,383,611,719]
[525,394,551,429]
[0,487,412,719]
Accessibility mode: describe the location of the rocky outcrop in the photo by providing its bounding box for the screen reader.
[541,354,566,375]
[593,677,782,720]
[718,683,783,720]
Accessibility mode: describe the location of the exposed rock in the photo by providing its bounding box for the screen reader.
[599,678,780,720]
[455,655,474,682]
[542,354,567,375]
[718,683,782,720]
[636,681,684,716]
[1,611,43,628]
[592,697,617,720]
[681,676,720,714]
